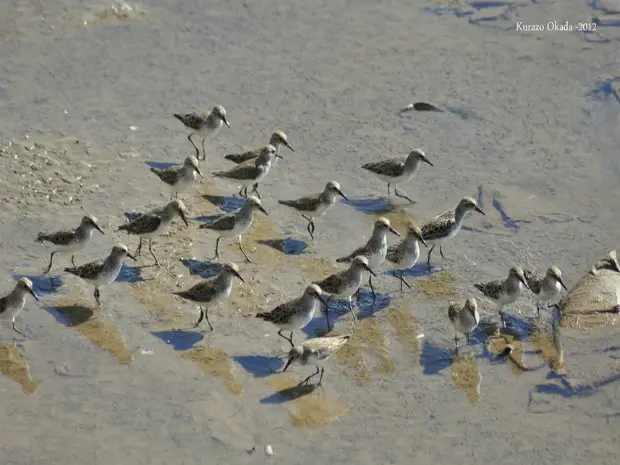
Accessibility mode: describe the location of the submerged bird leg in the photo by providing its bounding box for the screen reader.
[201,137,206,160]
[277,329,294,348]
[300,365,321,386]
[44,251,57,274]
[238,235,252,263]
[323,296,332,331]
[94,287,101,306]
[427,246,435,271]
[135,238,143,257]
[393,187,414,204]
[12,322,26,339]
[368,275,376,303]
[148,239,160,267]
[212,237,221,260]
[188,133,200,159]
[250,183,261,200]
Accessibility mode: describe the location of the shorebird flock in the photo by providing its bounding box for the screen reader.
[2,103,618,389]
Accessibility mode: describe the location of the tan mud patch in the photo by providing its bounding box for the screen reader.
[450,355,481,403]
[386,301,421,362]
[0,343,40,395]
[332,318,394,381]
[265,374,348,429]
[487,334,527,377]
[413,271,457,299]
[181,344,242,396]
[49,294,134,365]
[531,330,558,366]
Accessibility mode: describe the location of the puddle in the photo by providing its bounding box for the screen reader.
[116,264,143,283]
[0,343,40,395]
[422,1,532,30]
[332,319,394,381]
[586,77,620,104]
[257,237,308,255]
[181,344,243,396]
[413,271,457,299]
[263,373,349,429]
[47,294,134,365]
[385,301,421,362]
[420,340,453,375]
[450,354,482,403]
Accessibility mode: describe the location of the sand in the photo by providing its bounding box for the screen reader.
[0,0,619,464]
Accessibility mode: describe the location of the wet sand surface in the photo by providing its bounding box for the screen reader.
[1,0,619,464]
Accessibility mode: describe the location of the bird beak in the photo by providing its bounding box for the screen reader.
[282,357,293,373]
[29,288,40,302]
[519,275,529,289]
[180,211,189,227]
[233,270,245,283]
[423,157,434,167]
[337,189,349,201]
[223,116,231,128]
[127,253,137,262]
[275,154,284,160]
[475,206,485,215]
[389,226,400,236]
[285,142,295,152]
[94,223,105,235]
[259,206,269,216]
[419,236,428,248]
[365,265,377,277]
[559,277,568,291]
[195,167,204,178]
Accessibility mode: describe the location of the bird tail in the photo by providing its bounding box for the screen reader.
[255,312,273,322]
[117,223,130,232]
[212,171,226,178]
[173,291,191,299]
[35,232,49,243]
[173,114,185,123]
[336,255,352,263]
[64,267,79,276]
[278,200,295,208]
[150,167,163,176]
[473,283,484,293]
[224,154,245,164]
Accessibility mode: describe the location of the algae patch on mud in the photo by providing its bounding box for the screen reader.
[386,301,421,362]
[413,271,457,299]
[0,343,40,395]
[181,344,243,396]
[450,355,481,404]
[266,374,348,429]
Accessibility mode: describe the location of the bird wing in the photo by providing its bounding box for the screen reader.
[36,229,76,245]
[118,214,162,235]
[336,244,369,263]
[213,164,260,180]
[278,195,321,213]
[151,166,182,185]
[0,296,7,314]
[303,336,349,360]
[257,297,300,324]
[199,213,236,232]
[314,272,345,294]
[361,157,405,176]
[224,147,261,164]
[420,216,455,241]
[523,269,541,294]
[473,280,502,298]
[65,260,104,280]
[175,279,218,302]
[174,112,208,130]
[447,302,459,323]
[385,240,405,263]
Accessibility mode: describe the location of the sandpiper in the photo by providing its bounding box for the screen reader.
[385,223,428,290]
[117,200,189,266]
[361,148,433,203]
[173,105,230,160]
[256,284,327,348]
[225,130,294,164]
[198,195,268,263]
[64,244,136,306]
[314,256,376,329]
[523,266,568,315]
[591,250,620,275]
[336,217,400,301]
[213,145,280,199]
[278,181,348,240]
[173,262,245,331]
[421,196,485,269]
[474,266,529,328]
[448,298,480,353]
[150,155,204,200]
[36,214,105,274]
[0,278,39,338]
[282,335,351,387]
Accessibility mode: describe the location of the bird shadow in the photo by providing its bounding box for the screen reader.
[145,160,176,170]
[46,304,94,327]
[116,264,144,284]
[260,383,319,404]
[12,273,62,297]
[343,197,395,216]
[533,372,620,399]
[180,259,221,279]
[151,330,205,351]
[202,194,245,213]
[257,237,308,255]
[420,340,454,375]
[234,355,284,378]
[385,264,429,282]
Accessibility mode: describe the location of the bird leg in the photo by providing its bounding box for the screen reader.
[135,238,143,257]
[394,187,414,204]
[387,183,392,196]
[193,307,214,331]
[201,137,206,160]
[454,332,459,351]
[317,366,325,387]
[302,215,315,240]
[348,295,357,323]
[277,329,294,348]
[427,246,435,271]
[299,365,321,386]
[187,133,200,159]
[238,235,252,263]
[212,237,221,261]
[439,246,446,268]
[44,251,57,274]
[71,255,76,268]
[394,270,412,291]
[499,310,507,329]
[368,275,376,303]
[238,186,247,198]
[355,288,361,305]
[323,296,332,331]
[12,321,26,339]
[94,287,101,306]
[250,183,261,200]
[148,239,160,267]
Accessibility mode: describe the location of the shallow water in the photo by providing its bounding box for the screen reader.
[1,0,619,464]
